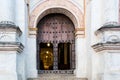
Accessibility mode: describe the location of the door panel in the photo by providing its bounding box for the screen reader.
[58,43,71,70]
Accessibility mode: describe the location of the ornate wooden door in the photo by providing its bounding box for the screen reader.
[37,14,75,74]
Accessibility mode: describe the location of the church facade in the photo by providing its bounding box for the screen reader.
[0,0,120,80]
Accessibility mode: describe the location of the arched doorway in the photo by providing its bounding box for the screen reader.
[37,13,75,74]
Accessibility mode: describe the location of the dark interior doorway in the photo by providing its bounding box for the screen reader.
[58,43,71,70]
[39,43,53,70]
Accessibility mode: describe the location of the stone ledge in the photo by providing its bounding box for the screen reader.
[27,74,88,80]
[95,24,120,35]
[38,70,74,74]
[0,21,22,36]
[0,21,15,26]
[27,78,87,80]
[92,42,120,52]
[0,25,22,36]
[0,42,24,53]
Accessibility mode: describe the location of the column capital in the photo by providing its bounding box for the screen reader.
[0,22,22,36]
[92,24,120,52]
[95,23,120,35]
[29,27,37,35]
[75,28,85,38]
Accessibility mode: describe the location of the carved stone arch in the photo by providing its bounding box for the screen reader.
[29,0,84,29]
[28,0,85,75]
[35,8,79,28]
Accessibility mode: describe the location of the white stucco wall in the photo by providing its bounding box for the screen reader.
[102,0,119,24]
[86,1,92,80]
[73,0,84,9]
[26,36,37,78]
[15,0,28,80]
[90,0,104,80]
[75,37,87,78]
[0,0,15,22]
[29,0,84,13]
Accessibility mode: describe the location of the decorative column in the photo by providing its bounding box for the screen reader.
[92,0,120,79]
[92,25,120,80]
[103,0,119,24]
[27,28,38,78]
[75,28,87,79]
[15,0,27,80]
[0,0,24,80]
[0,23,23,80]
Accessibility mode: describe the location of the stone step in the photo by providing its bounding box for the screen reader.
[27,74,87,80]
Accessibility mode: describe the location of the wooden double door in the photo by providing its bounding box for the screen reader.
[37,14,75,73]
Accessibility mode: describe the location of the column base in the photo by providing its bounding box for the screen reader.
[27,70,38,78]
[0,52,18,80]
[0,73,17,80]
[102,73,120,80]
[75,71,87,78]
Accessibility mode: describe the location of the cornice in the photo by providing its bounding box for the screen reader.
[29,27,38,31]
[75,28,85,38]
[0,21,22,36]
[0,42,24,53]
[29,27,37,35]
[95,23,120,35]
[92,42,120,52]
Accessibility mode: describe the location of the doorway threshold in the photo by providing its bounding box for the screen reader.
[38,70,74,74]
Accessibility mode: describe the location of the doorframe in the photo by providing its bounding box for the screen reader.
[36,13,76,74]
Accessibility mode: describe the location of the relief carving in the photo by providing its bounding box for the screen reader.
[107,35,120,42]
[0,35,12,42]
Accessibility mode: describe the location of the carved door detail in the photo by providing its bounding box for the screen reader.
[37,14,75,74]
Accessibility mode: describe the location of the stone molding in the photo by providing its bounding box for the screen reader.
[95,23,120,35]
[38,70,74,74]
[0,21,15,25]
[0,21,22,36]
[0,42,24,53]
[92,23,120,52]
[29,0,84,29]
[75,28,85,38]
[0,21,24,53]
[29,27,37,35]
[92,42,120,52]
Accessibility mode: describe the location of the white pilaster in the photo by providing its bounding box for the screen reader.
[102,52,120,80]
[0,0,15,22]
[103,0,119,24]
[15,1,27,79]
[75,34,87,78]
[0,41,23,80]
[26,35,37,78]
[15,0,26,31]
[0,51,17,80]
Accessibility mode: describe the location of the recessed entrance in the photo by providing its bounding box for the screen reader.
[37,13,75,74]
